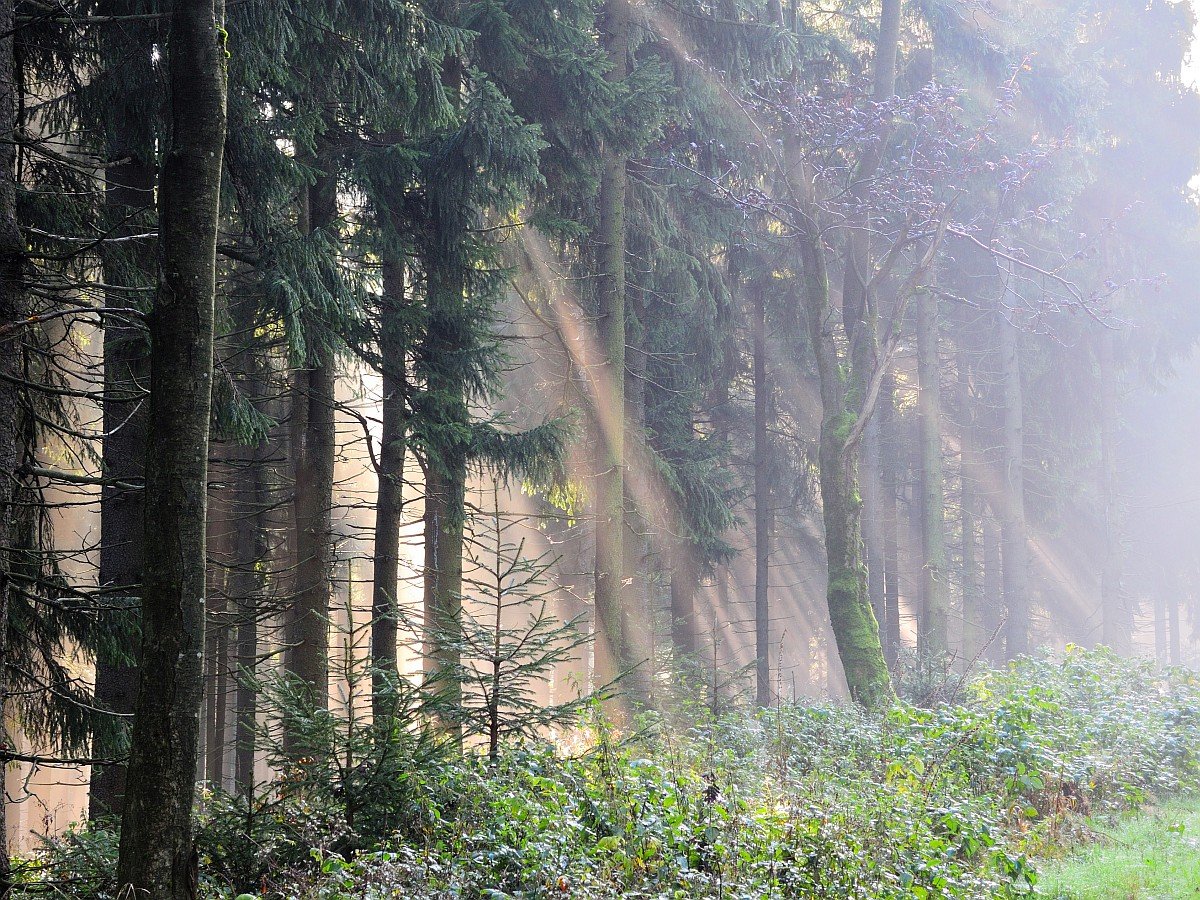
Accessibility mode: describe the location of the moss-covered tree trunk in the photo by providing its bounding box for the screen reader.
[372,258,407,715]
[792,212,893,707]
[916,290,948,660]
[115,0,226,894]
[592,0,630,694]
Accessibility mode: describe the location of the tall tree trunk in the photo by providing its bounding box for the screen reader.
[957,347,983,663]
[1169,594,1181,666]
[1097,329,1129,653]
[997,309,1030,658]
[115,1,226,895]
[793,0,900,707]
[794,215,892,706]
[982,507,1003,663]
[916,290,947,660]
[421,260,466,731]
[287,172,338,715]
[0,0,25,884]
[753,281,772,706]
[1154,595,1167,662]
[879,372,901,666]
[371,258,407,715]
[92,169,153,819]
[592,0,630,694]
[621,295,650,699]
[862,420,886,633]
[232,444,265,798]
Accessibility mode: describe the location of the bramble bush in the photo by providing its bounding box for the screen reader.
[13,647,1200,899]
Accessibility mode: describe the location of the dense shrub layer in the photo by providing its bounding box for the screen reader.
[17,648,1200,899]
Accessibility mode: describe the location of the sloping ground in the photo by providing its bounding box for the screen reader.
[1040,798,1200,899]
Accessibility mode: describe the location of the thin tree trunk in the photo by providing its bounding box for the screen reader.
[115,1,226,894]
[982,508,1003,663]
[958,347,983,664]
[998,309,1030,658]
[862,418,886,633]
[1169,594,1181,666]
[287,172,338,715]
[879,372,901,667]
[1097,328,1129,653]
[592,0,630,695]
[753,281,771,707]
[232,443,265,797]
[371,258,406,715]
[621,294,650,699]
[0,0,25,884]
[1154,595,1167,662]
[916,290,948,660]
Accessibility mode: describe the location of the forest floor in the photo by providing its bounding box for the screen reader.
[1039,797,1200,899]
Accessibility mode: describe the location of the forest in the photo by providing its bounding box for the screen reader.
[2,0,1200,897]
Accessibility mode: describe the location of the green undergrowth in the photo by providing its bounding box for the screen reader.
[14,647,1200,899]
[1039,797,1200,899]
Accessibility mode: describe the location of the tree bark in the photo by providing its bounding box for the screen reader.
[286,172,338,715]
[957,347,983,663]
[879,371,901,667]
[420,259,466,732]
[0,0,25,885]
[371,258,407,715]
[115,1,226,895]
[997,309,1030,658]
[982,507,1003,663]
[92,152,154,819]
[916,290,948,660]
[753,280,772,706]
[592,0,630,695]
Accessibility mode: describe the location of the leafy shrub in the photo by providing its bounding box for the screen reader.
[13,648,1200,900]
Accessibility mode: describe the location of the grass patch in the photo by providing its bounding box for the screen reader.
[1039,796,1200,899]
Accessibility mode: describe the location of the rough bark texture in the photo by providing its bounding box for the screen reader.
[0,0,24,885]
[371,258,406,714]
[287,172,338,714]
[997,310,1030,658]
[232,445,265,796]
[915,290,947,659]
[862,419,886,634]
[794,213,892,707]
[91,149,154,820]
[592,0,630,695]
[753,281,771,707]
[115,1,227,895]
[1097,329,1130,653]
[421,260,466,730]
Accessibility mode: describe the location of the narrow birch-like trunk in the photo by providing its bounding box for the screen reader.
[371,258,407,715]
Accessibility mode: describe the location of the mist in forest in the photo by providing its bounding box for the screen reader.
[4,0,1200,896]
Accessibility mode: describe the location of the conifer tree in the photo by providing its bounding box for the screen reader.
[116,0,227,893]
